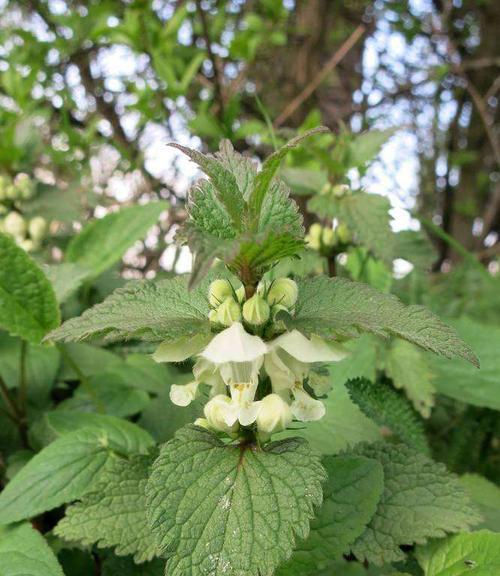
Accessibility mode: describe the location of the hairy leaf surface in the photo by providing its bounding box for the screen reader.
[277,455,384,575]
[146,426,325,576]
[350,443,481,565]
[279,276,478,365]
[56,453,158,562]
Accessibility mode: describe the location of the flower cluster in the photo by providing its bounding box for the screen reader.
[0,173,47,252]
[305,222,351,253]
[154,277,347,440]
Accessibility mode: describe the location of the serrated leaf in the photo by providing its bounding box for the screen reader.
[0,418,154,524]
[345,378,429,454]
[416,530,500,576]
[429,317,500,410]
[280,276,478,366]
[45,275,211,343]
[55,453,158,562]
[0,523,64,576]
[395,230,437,270]
[277,455,384,575]
[460,474,500,532]
[349,443,481,565]
[385,339,435,418]
[0,232,60,343]
[145,426,325,576]
[170,143,245,227]
[248,127,329,226]
[309,191,394,264]
[66,202,167,279]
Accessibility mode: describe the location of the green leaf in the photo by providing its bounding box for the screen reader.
[385,339,435,418]
[279,276,478,366]
[429,317,500,410]
[416,531,500,576]
[345,378,429,454]
[44,262,91,303]
[145,426,325,576]
[0,523,64,576]
[248,127,329,226]
[277,455,384,575]
[55,453,158,562]
[309,191,394,264]
[66,202,167,280]
[42,410,155,452]
[170,142,245,228]
[395,230,437,270]
[0,232,60,343]
[460,474,500,532]
[349,443,481,565]
[347,128,397,168]
[0,416,154,524]
[281,167,328,196]
[46,275,211,343]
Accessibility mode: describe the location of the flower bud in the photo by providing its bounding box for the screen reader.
[208,309,219,323]
[169,381,199,407]
[0,204,7,215]
[194,417,210,430]
[332,184,349,198]
[204,395,239,434]
[208,279,234,307]
[267,278,298,309]
[336,223,352,244]
[28,216,47,242]
[235,285,245,303]
[216,297,241,326]
[256,394,293,434]
[321,227,337,247]
[320,183,332,196]
[5,185,18,200]
[242,293,270,326]
[309,223,322,242]
[3,212,27,237]
[271,303,288,320]
[18,239,34,252]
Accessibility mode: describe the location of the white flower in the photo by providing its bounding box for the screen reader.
[201,322,267,364]
[169,381,199,407]
[204,395,239,434]
[291,387,325,422]
[256,394,292,434]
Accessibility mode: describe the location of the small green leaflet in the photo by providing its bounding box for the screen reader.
[308,191,394,264]
[416,530,500,576]
[349,443,481,565]
[0,232,60,343]
[385,339,435,418]
[429,317,500,411]
[55,453,158,563]
[45,275,211,343]
[145,426,325,576]
[345,378,429,454]
[276,455,384,576]
[0,523,64,576]
[66,202,167,280]
[279,276,478,366]
[248,126,329,226]
[0,418,154,524]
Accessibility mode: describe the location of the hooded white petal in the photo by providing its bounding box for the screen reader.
[264,351,300,394]
[228,381,261,426]
[192,358,226,395]
[271,330,348,363]
[256,394,292,434]
[201,322,267,364]
[153,333,212,363]
[169,381,199,407]
[291,388,326,422]
[204,395,239,433]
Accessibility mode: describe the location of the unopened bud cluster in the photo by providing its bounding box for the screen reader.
[305,222,352,253]
[207,277,298,331]
[0,174,48,252]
